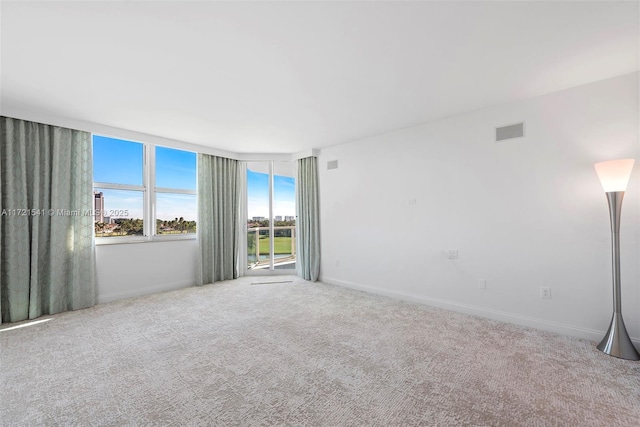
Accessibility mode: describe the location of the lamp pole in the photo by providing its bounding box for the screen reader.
[594,159,639,360]
[596,191,639,360]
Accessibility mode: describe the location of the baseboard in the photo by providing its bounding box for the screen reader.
[97,280,195,304]
[320,276,640,346]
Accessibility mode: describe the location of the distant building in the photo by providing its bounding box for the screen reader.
[94,192,104,223]
[284,216,295,221]
[103,216,111,224]
[252,216,265,221]
[275,216,283,221]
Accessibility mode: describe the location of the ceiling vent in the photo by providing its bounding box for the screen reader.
[327,160,339,170]
[496,122,525,142]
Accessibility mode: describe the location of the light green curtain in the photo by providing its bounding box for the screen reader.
[0,116,96,324]
[197,154,240,285]
[296,156,320,281]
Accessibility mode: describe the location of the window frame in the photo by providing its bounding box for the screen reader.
[92,135,197,245]
[150,146,198,239]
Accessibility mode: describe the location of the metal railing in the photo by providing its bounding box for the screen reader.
[247,226,295,270]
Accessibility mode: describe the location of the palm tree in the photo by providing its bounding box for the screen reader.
[95,222,105,236]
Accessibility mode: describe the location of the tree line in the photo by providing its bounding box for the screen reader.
[95,217,196,236]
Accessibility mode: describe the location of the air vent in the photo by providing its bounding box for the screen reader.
[496,122,525,142]
[327,160,339,170]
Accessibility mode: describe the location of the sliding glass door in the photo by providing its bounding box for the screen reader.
[246,161,296,272]
[273,162,296,270]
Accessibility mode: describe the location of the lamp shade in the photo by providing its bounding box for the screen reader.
[594,159,635,192]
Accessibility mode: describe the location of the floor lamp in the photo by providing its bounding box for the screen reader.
[594,159,640,360]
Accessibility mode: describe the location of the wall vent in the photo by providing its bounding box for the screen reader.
[327,160,339,170]
[496,122,525,142]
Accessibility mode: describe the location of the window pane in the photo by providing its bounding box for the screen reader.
[156,146,196,190]
[273,162,296,270]
[247,163,270,270]
[156,193,197,234]
[93,136,143,185]
[247,165,269,220]
[94,188,144,237]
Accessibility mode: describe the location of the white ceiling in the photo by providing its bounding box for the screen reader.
[1,1,638,154]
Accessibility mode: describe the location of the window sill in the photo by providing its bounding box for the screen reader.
[95,234,197,245]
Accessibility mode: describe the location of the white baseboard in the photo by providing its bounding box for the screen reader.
[320,276,640,346]
[97,280,194,304]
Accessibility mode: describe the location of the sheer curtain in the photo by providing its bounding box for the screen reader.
[197,154,241,284]
[0,116,96,324]
[296,156,320,281]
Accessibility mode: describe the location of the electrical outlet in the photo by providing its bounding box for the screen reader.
[540,287,551,299]
[446,250,458,260]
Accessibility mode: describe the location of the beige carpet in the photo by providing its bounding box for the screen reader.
[1,276,639,426]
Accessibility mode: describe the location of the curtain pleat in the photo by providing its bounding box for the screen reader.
[197,154,240,284]
[0,116,96,324]
[296,156,320,281]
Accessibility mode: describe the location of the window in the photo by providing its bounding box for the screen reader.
[154,146,197,235]
[92,135,197,241]
[93,136,145,238]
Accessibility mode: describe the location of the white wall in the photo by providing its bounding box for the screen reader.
[318,72,640,343]
[96,240,198,303]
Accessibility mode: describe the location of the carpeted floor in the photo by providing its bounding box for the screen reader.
[2,276,639,426]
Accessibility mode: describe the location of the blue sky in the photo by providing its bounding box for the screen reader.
[94,136,295,222]
[247,170,295,219]
[156,146,197,190]
[93,136,197,221]
[93,136,144,185]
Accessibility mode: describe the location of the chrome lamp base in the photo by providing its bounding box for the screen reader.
[597,312,640,360]
[597,191,640,361]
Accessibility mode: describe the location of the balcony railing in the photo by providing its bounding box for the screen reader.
[247,226,296,270]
